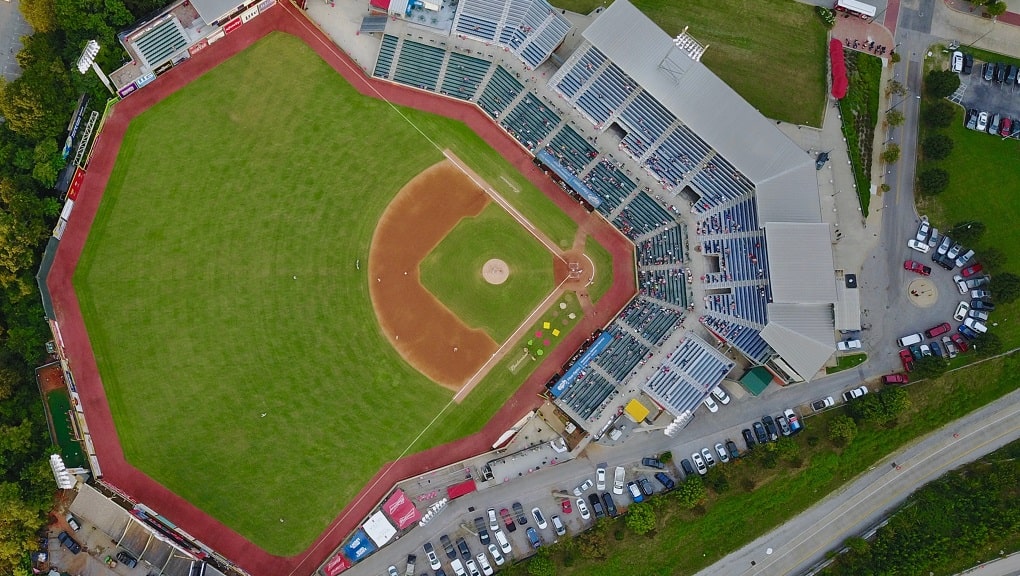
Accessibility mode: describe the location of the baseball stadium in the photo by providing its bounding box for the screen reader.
[39,0,839,573]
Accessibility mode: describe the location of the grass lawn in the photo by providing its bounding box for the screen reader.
[916,106,1020,348]
[826,353,868,374]
[584,235,616,303]
[529,353,1020,575]
[73,32,587,555]
[626,0,828,126]
[420,203,554,342]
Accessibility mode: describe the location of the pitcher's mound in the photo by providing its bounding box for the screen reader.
[483,259,509,285]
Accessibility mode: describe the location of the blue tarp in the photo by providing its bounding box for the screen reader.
[343,530,376,563]
[536,149,602,208]
[550,331,614,397]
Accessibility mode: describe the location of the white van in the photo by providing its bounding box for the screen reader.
[896,333,923,347]
[450,558,467,576]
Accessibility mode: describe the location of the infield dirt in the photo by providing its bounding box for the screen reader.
[368,160,499,389]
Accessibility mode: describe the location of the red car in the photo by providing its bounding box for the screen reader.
[899,349,915,372]
[561,499,572,514]
[883,373,909,385]
[960,263,983,278]
[950,332,969,353]
[904,260,931,276]
[925,322,951,338]
[1001,117,1013,137]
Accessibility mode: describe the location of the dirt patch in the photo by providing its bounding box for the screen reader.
[482,258,509,285]
[37,362,66,395]
[368,160,500,390]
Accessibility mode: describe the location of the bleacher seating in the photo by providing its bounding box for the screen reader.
[700,315,774,363]
[584,157,635,217]
[575,63,635,125]
[644,125,711,188]
[558,370,616,421]
[546,126,597,175]
[619,90,675,159]
[593,329,648,382]
[554,45,606,98]
[453,0,569,68]
[440,52,491,100]
[636,225,684,266]
[618,297,682,345]
[696,197,758,236]
[500,93,560,150]
[638,269,687,307]
[392,40,445,91]
[374,35,398,79]
[477,66,524,118]
[691,153,754,213]
[613,192,674,239]
[700,234,769,284]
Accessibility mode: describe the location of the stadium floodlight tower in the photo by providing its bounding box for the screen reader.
[76,40,116,95]
[658,26,709,84]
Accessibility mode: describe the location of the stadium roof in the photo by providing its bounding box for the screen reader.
[764,223,837,304]
[583,0,821,224]
[761,303,836,380]
[191,0,242,23]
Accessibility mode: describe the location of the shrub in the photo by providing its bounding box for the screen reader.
[917,167,950,195]
[886,109,905,127]
[921,133,954,160]
[815,5,836,27]
[828,415,858,446]
[880,144,901,163]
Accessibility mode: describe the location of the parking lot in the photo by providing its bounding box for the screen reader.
[954,55,1020,137]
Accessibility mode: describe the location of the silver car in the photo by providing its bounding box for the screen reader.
[937,235,952,255]
[947,243,963,260]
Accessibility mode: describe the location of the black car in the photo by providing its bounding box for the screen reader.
[638,477,654,496]
[641,457,665,469]
[116,552,138,568]
[473,517,489,545]
[57,532,80,554]
[512,502,527,525]
[725,440,740,460]
[752,422,768,445]
[588,493,605,518]
[984,62,995,81]
[762,415,779,441]
[680,458,695,477]
[971,299,995,311]
[440,534,456,560]
[962,53,974,74]
[601,492,618,517]
[742,428,757,450]
[996,62,1006,82]
[932,252,955,270]
[455,536,471,560]
[654,472,675,490]
[1007,64,1018,84]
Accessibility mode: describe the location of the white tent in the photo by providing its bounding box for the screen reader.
[363,511,397,547]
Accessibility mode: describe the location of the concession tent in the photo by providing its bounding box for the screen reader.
[323,553,353,576]
[382,489,421,530]
[363,511,397,547]
[341,530,376,563]
[830,39,848,99]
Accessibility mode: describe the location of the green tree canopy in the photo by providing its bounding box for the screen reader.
[922,100,956,128]
[911,355,949,380]
[828,414,857,446]
[917,167,950,195]
[950,221,985,245]
[625,501,656,535]
[18,0,57,32]
[989,272,1020,303]
[672,476,707,509]
[921,133,954,160]
[971,332,1002,358]
[925,69,961,98]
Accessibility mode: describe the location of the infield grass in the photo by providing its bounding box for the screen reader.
[421,203,554,342]
[74,33,585,554]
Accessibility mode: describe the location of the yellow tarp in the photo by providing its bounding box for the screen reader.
[625,399,650,423]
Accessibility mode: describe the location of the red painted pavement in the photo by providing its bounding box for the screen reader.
[884,0,900,36]
[45,3,636,576]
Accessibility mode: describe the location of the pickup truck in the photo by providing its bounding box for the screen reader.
[811,396,835,412]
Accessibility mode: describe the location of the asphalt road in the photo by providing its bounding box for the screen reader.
[0,0,32,82]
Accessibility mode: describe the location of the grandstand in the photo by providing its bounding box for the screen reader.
[642,333,735,419]
[450,0,569,69]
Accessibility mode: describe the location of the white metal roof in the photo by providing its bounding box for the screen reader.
[764,223,838,304]
[191,0,243,23]
[761,303,836,380]
[582,0,821,224]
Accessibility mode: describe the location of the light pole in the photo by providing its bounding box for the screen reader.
[76,40,116,95]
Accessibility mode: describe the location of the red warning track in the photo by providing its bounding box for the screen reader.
[45,3,636,575]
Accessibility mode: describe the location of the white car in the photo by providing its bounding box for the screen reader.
[947,243,963,260]
[576,498,591,520]
[703,396,719,413]
[465,559,481,576]
[955,275,968,295]
[596,464,607,490]
[842,385,869,402]
[916,219,930,242]
[919,344,932,357]
[956,249,976,267]
[487,544,505,566]
[968,309,989,321]
[701,447,716,467]
[907,238,930,253]
[494,529,512,554]
[573,478,594,496]
[937,235,952,255]
[977,111,989,132]
[423,543,441,570]
[837,339,862,351]
[487,508,499,531]
[971,289,990,300]
[531,507,547,529]
[714,442,729,463]
[450,559,466,576]
[964,317,988,333]
[954,301,970,321]
[951,50,963,73]
[613,466,625,495]
[691,452,707,475]
[711,386,731,405]
[476,553,493,576]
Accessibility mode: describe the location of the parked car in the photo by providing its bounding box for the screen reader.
[964,317,988,333]
[612,467,626,496]
[951,50,963,72]
[776,415,792,436]
[925,322,951,338]
[424,543,442,570]
[961,263,983,278]
[761,415,779,441]
[638,477,654,496]
[904,260,931,276]
[441,534,457,559]
[837,339,862,351]
[971,299,995,311]
[977,111,990,131]
[475,553,493,576]
[968,309,989,321]
[899,349,915,372]
[954,301,970,321]
[596,464,607,491]
[742,428,756,449]
[971,289,990,299]
[947,243,963,260]
[488,544,505,566]
[465,559,481,576]
[575,498,590,520]
[942,335,958,358]
[551,515,566,536]
[843,386,869,402]
[57,532,80,555]
[956,249,976,267]
[387,566,399,576]
[601,492,618,517]
[561,499,572,514]
[474,517,490,545]
[1001,117,1014,137]
[963,53,974,74]
[654,472,675,490]
[499,508,516,533]
[933,252,956,270]
[512,502,527,526]
[1007,64,1018,84]
[811,396,835,412]
[450,559,466,576]
[931,340,944,358]
[691,452,707,474]
[907,239,930,253]
[487,508,499,531]
[965,276,989,289]
[117,552,139,569]
[937,235,953,255]
[916,219,930,242]
[983,62,994,81]
[996,62,1007,82]
[66,514,81,532]
[703,395,719,413]
[959,324,980,339]
[573,478,594,496]
[531,507,547,529]
[456,536,472,560]
[955,275,968,294]
[680,458,695,477]
[588,493,605,518]
[725,439,741,459]
[989,113,1002,135]
[711,385,731,405]
[965,109,978,129]
[784,409,802,434]
[951,332,969,352]
[883,373,909,385]
[752,421,769,443]
[641,457,664,469]
[627,481,644,503]
[525,527,541,549]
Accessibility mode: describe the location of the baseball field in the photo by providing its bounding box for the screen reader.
[72,32,597,555]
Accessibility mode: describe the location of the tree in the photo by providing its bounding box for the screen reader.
[31,138,64,188]
[704,466,731,493]
[917,167,950,195]
[987,1,1008,16]
[0,482,49,576]
[989,272,1020,303]
[980,247,1008,273]
[911,355,949,380]
[886,80,907,97]
[886,109,905,127]
[625,501,656,535]
[879,387,911,419]
[950,221,985,245]
[921,133,954,160]
[971,332,1002,358]
[828,414,858,446]
[18,0,57,32]
[922,100,956,128]
[672,476,707,509]
[880,144,901,164]
[925,69,961,98]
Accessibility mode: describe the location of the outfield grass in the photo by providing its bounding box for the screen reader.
[420,203,554,342]
[73,33,586,554]
[584,235,616,304]
[604,0,828,126]
[532,353,1020,575]
[916,106,1020,348]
